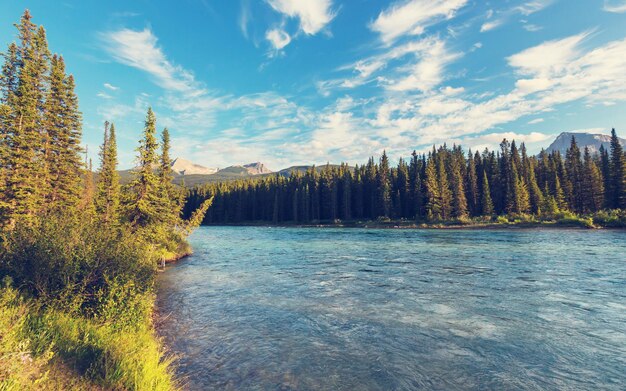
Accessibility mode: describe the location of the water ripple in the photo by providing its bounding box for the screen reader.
[157,227,626,390]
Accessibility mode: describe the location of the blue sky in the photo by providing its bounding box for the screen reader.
[2,1,626,169]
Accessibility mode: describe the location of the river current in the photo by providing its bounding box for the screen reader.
[156,227,626,390]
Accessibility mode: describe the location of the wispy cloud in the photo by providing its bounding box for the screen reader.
[515,0,554,15]
[266,0,336,35]
[480,20,503,32]
[370,0,467,44]
[103,83,119,91]
[266,28,291,51]
[239,0,252,38]
[528,118,544,124]
[603,0,626,13]
[102,28,201,93]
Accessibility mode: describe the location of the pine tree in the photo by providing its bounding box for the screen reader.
[3,11,50,225]
[541,183,559,218]
[465,151,479,216]
[124,107,162,228]
[44,55,83,209]
[424,152,441,220]
[95,122,120,223]
[157,127,181,225]
[599,145,611,208]
[437,149,452,220]
[521,144,543,215]
[609,128,626,208]
[449,153,468,219]
[376,151,391,218]
[565,136,584,212]
[582,146,604,212]
[481,170,494,216]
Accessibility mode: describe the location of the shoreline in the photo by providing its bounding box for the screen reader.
[198,220,625,230]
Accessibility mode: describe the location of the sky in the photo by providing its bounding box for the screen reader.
[1,0,626,170]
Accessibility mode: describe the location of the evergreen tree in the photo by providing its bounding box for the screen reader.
[95,122,120,223]
[582,146,604,212]
[465,151,479,216]
[480,170,494,216]
[565,136,584,212]
[609,128,626,208]
[124,108,162,228]
[424,152,441,220]
[449,153,468,219]
[376,151,391,218]
[44,55,83,209]
[599,145,611,208]
[3,11,50,225]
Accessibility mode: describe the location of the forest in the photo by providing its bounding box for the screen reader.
[184,131,626,227]
[0,11,209,390]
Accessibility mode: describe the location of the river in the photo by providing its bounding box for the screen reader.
[156,227,626,390]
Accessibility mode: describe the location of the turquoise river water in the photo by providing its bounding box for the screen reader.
[156,227,626,390]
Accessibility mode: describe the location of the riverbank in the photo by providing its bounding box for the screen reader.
[201,210,626,230]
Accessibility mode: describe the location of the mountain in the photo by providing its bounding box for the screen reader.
[171,158,218,175]
[243,162,272,175]
[546,131,626,155]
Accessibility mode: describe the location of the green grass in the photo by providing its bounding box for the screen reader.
[0,279,176,391]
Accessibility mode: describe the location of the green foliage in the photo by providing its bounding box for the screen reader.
[0,212,156,315]
[95,122,120,224]
[592,209,626,228]
[0,280,176,391]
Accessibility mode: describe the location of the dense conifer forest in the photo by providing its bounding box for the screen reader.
[0,10,209,389]
[185,131,626,227]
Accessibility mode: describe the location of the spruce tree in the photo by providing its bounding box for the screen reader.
[449,153,468,219]
[95,122,120,223]
[424,152,441,220]
[609,128,626,208]
[599,145,611,208]
[582,146,604,212]
[466,151,479,216]
[4,11,50,225]
[565,136,584,212]
[44,55,83,209]
[481,170,494,216]
[376,151,391,218]
[124,107,162,228]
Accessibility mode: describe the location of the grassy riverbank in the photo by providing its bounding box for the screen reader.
[204,209,626,230]
[0,214,190,390]
[0,281,175,391]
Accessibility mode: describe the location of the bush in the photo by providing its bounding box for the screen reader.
[554,211,595,228]
[0,212,156,316]
[592,209,626,228]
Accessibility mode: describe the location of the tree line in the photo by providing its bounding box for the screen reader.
[185,131,626,224]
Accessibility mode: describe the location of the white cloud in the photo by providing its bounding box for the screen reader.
[265,28,292,50]
[370,0,467,44]
[480,20,503,32]
[239,0,252,38]
[97,92,112,99]
[528,118,544,124]
[266,0,335,35]
[385,38,461,92]
[522,23,543,32]
[103,83,119,91]
[102,28,200,93]
[507,32,589,77]
[603,0,626,13]
[515,0,554,15]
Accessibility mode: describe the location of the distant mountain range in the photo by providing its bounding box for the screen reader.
[118,131,624,186]
[546,131,626,156]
